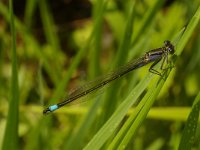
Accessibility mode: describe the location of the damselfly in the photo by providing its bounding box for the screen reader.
[43,40,174,114]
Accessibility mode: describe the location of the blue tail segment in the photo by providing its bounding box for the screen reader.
[43,105,58,115]
[49,105,58,111]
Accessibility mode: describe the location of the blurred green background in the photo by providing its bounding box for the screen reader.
[0,0,200,149]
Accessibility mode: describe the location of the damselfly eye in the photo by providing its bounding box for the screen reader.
[164,40,174,54]
[164,40,170,46]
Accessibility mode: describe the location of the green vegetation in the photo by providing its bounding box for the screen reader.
[0,0,200,149]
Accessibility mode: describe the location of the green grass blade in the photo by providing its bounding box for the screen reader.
[2,0,19,149]
[178,91,200,150]
[88,0,106,78]
[102,0,136,121]
[108,77,159,149]
[84,73,154,150]
[39,0,61,51]
[24,0,37,28]
[63,1,108,149]
[46,36,92,104]
[132,0,164,45]
[0,3,59,85]
[176,5,200,55]
[38,0,62,82]
[146,107,192,121]
[117,77,166,149]
[64,98,102,150]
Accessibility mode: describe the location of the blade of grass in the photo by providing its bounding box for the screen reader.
[117,75,166,149]
[2,0,19,149]
[39,0,62,81]
[102,0,136,121]
[178,91,200,150]
[63,1,108,149]
[46,34,93,105]
[176,6,200,55]
[39,0,61,51]
[84,73,154,150]
[108,76,159,149]
[88,0,106,78]
[24,0,37,29]
[131,0,164,45]
[63,98,102,150]
[146,107,192,121]
[0,2,59,85]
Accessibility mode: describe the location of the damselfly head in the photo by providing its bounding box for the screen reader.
[164,40,174,54]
